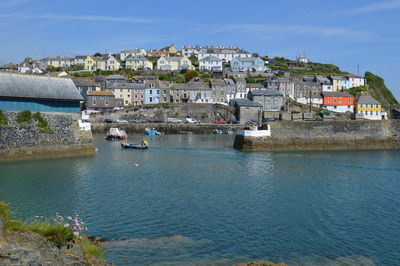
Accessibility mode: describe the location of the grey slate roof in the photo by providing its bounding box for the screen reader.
[0,73,83,101]
[199,55,222,62]
[125,55,150,62]
[235,57,262,62]
[322,91,353,97]
[230,98,260,107]
[251,90,283,96]
[72,78,99,87]
[357,96,380,105]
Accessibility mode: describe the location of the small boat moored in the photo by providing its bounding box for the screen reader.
[144,128,160,136]
[121,143,148,149]
[226,128,233,134]
[104,128,127,141]
[213,129,223,135]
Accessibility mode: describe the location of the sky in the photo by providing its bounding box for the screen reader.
[0,0,399,99]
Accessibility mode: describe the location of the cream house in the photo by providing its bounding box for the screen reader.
[157,56,194,71]
[84,55,120,71]
[125,56,153,70]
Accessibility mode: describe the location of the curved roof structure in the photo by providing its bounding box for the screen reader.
[0,73,82,101]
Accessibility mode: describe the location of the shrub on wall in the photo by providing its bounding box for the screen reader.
[0,110,8,128]
[33,112,53,134]
[16,110,32,125]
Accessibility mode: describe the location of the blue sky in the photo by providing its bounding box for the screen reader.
[0,0,399,99]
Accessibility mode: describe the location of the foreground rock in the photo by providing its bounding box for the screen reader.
[0,217,112,265]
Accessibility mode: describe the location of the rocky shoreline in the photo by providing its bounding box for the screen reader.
[0,215,112,265]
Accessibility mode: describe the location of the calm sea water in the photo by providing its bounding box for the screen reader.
[0,134,399,266]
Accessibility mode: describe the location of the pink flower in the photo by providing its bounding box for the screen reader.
[73,232,79,236]
[64,223,70,228]
[67,216,73,220]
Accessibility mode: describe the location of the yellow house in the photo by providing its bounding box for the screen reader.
[125,56,153,70]
[84,55,120,71]
[84,56,96,71]
[163,44,177,54]
[110,82,136,106]
[355,96,385,120]
[157,56,194,71]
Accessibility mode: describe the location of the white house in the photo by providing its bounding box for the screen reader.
[196,47,251,63]
[231,57,268,72]
[74,56,87,66]
[347,75,365,88]
[120,49,146,61]
[199,56,223,71]
[39,57,73,70]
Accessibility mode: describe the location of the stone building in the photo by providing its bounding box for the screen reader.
[230,98,261,124]
[248,90,284,112]
[72,78,101,101]
[86,91,115,112]
[209,79,227,104]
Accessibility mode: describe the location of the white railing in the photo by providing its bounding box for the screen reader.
[236,125,271,137]
[79,120,92,131]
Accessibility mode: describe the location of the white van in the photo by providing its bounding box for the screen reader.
[167,118,183,123]
[185,118,199,124]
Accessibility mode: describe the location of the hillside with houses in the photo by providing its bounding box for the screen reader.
[1,44,398,123]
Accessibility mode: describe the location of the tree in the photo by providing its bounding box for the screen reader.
[184,70,199,82]
[252,53,260,57]
[189,55,199,68]
[94,52,102,57]
[23,57,33,63]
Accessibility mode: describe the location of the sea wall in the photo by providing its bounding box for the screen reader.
[0,111,95,161]
[91,123,243,134]
[234,120,400,151]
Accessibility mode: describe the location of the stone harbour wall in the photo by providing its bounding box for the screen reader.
[234,120,400,151]
[0,111,95,161]
[92,122,244,134]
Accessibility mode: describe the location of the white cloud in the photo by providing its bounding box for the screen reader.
[208,24,376,42]
[0,13,154,23]
[341,0,400,14]
[0,0,29,8]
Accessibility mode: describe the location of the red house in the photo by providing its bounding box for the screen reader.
[322,91,354,113]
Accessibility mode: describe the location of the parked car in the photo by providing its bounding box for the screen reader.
[167,118,183,123]
[103,119,113,123]
[263,118,279,122]
[116,119,128,124]
[149,120,164,123]
[130,118,147,123]
[211,120,226,124]
[227,119,238,124]
[185,118,199,124]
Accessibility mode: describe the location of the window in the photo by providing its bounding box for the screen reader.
[150,90,153,95]
[163,90,167,95]
[334,106,337,109]
[157,90,160,95]
[92,100,96,105]
[150,98,153,103]
[135,95,138,98]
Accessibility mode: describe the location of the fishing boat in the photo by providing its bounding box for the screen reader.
[213,129,223,135]
[144,128,160,135]
[226,128,233,134]
[104,128,127,141]
[121,143,148,149]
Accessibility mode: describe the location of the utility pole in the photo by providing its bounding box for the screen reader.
[357,65,360,76]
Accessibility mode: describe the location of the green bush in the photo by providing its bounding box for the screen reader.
[33,112,53,134]
[80,236,104,258]
[0,201,9,220]
[0,110,8,128]
[16,110,32,125]
[365,71,398,105]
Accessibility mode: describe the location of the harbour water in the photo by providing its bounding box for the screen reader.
[0,134,399,265]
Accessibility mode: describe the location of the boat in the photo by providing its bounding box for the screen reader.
[104,128,127,141]
[144,128,160,135]
[226,128,233,135]
[213,129,223,135]
[121,143,148,149]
